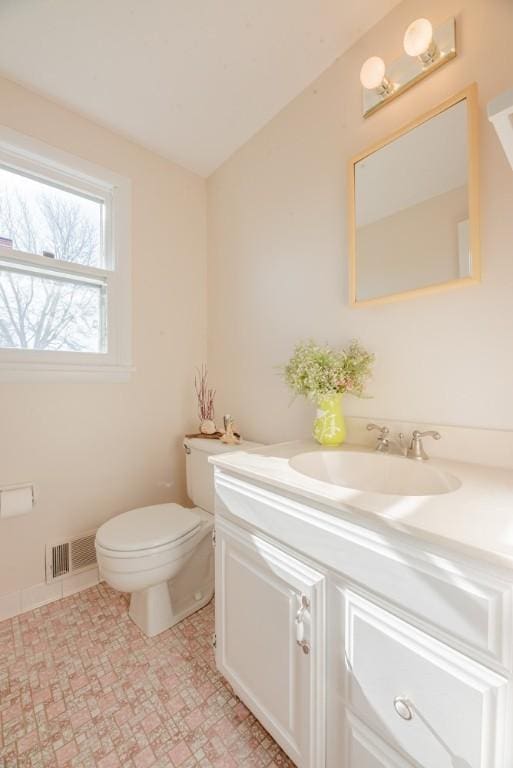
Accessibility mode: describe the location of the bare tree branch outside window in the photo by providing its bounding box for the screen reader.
[0,169,104,353]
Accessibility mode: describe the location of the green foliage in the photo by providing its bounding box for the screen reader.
[284,339,374,401]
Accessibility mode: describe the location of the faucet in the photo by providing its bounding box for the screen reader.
[367,424,407,456]
[407,430,441,460]
[368,424,442,459]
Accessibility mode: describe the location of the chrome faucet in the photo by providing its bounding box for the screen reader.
[367,424,406,456]
[367,423,389,452]
[407,430,441,461]
[368,423,441,459]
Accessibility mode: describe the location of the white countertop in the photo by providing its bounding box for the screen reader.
[210,440,513,572]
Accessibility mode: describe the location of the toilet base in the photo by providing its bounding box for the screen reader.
[127,521,214,637]
[129,582,173,637]
[128,581,214,637]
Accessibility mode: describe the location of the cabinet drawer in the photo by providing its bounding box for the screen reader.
[215,471,513,666]
[345,591,509,768]
[344,711,415,768]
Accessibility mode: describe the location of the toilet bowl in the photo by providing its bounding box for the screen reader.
[96,503,213,636]
[95,437,260,636]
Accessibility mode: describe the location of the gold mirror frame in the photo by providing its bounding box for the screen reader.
[348,84,480,307]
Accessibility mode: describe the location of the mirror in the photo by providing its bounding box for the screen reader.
[349,85,479,306]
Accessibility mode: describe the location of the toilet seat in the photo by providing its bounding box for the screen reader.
[96,503,201,554]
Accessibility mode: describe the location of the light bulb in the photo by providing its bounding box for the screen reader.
[360,56,386,90]
[403,18,434,57]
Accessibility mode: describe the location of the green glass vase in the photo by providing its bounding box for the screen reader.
[313,393,347,446]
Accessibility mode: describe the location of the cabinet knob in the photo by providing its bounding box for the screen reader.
[393,696,414,721]
[295,594,310,624]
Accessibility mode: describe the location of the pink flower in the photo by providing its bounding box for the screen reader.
[339,377,354,391]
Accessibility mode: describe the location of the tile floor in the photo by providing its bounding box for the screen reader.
[0,585,295,768]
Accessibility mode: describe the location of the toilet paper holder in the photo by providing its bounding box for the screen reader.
[0,482,37,515]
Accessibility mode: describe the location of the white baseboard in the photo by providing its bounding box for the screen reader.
[0,567,100,622]
[21,581,62,613]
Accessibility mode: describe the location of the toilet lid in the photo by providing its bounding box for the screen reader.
[96,503,201,552]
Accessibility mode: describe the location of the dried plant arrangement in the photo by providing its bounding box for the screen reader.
[195,364,217,434]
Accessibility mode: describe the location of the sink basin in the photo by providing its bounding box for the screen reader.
[289,450,461,496]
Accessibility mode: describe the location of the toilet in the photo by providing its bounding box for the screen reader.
[95,437,258,637]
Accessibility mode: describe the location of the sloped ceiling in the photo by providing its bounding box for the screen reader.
[0,0,401,175]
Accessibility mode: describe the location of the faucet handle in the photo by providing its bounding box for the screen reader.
[413,429,441,441]
[408,430,441,460]
[367,423,390,453]
[367,423,389,436]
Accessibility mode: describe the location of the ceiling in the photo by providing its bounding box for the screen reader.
[0,0,401,177]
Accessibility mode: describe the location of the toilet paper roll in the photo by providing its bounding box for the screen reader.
[0,485,34,518]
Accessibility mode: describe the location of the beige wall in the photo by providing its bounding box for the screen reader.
[207,0,513,444]
[3,0,513,599]
[0,77,207,594]
[356,186,468,300]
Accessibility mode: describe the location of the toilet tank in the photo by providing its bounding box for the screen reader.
[184,437,261,513]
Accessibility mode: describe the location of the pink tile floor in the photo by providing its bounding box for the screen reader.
[0,585,295,768]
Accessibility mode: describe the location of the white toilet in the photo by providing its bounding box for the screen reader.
[95,437,258,637]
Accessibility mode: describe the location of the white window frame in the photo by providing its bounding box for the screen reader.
[0,126,132,381]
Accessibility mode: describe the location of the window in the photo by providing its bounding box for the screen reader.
[0,127,131,379]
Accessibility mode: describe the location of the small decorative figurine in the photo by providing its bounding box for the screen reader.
[195,365,217,435]
[221,414,240,445]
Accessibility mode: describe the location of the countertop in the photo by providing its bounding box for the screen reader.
[210,440,513,572]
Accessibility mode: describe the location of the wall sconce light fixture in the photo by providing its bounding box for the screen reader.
[361,17,456,117]
[403,18,438,64]
[359,56,394,96]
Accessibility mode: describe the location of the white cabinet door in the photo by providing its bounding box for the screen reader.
[344,591,509,768]
[215,517,326,768]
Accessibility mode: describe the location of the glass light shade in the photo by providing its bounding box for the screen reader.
[403,18,433,57]
[360,56,386,90]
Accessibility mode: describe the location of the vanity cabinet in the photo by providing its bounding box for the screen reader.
[214,517,326,768]
[213,469,513,768]
[337,587,508,768]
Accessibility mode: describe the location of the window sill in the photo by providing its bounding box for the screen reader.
[0,361,135,382]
